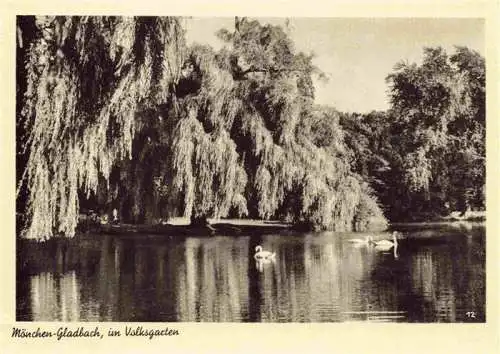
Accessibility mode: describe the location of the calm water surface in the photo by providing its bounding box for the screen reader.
[17,224,485,322]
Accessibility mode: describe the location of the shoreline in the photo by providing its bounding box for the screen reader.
[18,213,486,241]
[92,215,484,237]
[96,221,293,237]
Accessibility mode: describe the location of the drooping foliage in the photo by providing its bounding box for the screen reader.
[18,16,389,240]
[17,16,186,239]
[209,18,386,230]
[139,18,386,231]
[291,106,387,231]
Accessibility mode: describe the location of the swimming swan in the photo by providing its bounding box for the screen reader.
[254,245,276,260]
[372,232,398,250]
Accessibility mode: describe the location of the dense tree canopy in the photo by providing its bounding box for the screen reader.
[340,47,485,221]
[17,17,483,240]
[387,47,485,217]
[166,17,386,231]
[17,16,186,239]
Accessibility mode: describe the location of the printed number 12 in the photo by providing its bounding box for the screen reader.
[466,311,476,318]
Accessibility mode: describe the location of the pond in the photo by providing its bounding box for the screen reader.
[16,223,485,322]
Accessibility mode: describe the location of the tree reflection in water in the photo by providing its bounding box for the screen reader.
[17,226,485,322]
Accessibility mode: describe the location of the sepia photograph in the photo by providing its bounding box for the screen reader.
[15,15,486,324]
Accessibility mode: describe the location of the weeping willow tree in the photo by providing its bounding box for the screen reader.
[17,16,186,240]
[18,16,387,240]
[167,18,386,231]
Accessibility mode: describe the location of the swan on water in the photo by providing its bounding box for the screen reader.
[254,245,276,260]
[372,232,398,250]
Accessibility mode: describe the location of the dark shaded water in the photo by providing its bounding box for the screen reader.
[16,223,485,322]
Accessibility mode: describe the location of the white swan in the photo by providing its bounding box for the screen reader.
[372,232,398,250]
[254,245,276,260]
